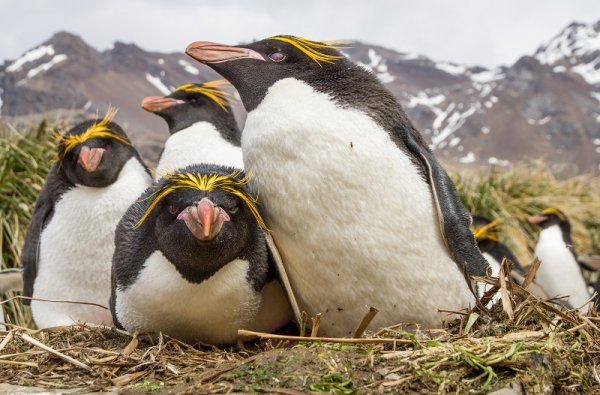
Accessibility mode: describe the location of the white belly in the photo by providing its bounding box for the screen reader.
[32,159,151,328]
[534,225,590,309]
[242,78,474,336]
[115,251,262,344]
[156,122,243,178]
[482,252,502,305]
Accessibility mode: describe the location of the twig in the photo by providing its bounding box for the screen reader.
[20,333,91,371]
[353,307,379,338]
[521,258,541,290]
[498,259,514,321]
[310,313,321,337]
[1,295,109,310]
[238,329,413,345]
[0,330,14,352]
[266,233,302,327]
[0,359,38,367]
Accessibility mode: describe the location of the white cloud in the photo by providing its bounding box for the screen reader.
[1,0,599,68]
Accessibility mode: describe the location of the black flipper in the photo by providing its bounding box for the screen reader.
[401,128,490,281]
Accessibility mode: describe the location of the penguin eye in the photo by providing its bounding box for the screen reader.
[189,97,198,103]
[168,204,179,215]
[269,51,286,62]
[103,142,110,150]
[228,205,239,214]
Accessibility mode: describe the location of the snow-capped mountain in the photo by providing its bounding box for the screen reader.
[1,23,599,173]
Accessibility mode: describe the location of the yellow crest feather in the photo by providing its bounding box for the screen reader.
[541,207,565,221]
[174,80,232,111]
[59,107,130,157]
[134,170,268,230]
[472,218,500,241]
[269,35,349,65]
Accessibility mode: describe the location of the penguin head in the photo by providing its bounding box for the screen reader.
[58,109,137,187]
[141,80,237,134]
[186,36,349,111]
[471,215,500,242]
[134,164,267,281]
[528,207,570,230]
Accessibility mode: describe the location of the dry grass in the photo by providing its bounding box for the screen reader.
[1,268,599,393]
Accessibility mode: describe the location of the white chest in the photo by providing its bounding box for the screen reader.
[241,78,474,336]
[115,251,260,344]
[32,159,151,328]
[534,225,590,309]
[156,122,243,178]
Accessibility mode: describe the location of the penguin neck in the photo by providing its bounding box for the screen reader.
[164,109,240,146]
[540,223,578,260]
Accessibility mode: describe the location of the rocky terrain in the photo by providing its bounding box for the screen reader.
[1,21,599,173]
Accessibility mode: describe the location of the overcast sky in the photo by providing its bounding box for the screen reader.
[1,0,599,68]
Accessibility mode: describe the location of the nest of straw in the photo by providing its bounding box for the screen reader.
[1,260,599,394]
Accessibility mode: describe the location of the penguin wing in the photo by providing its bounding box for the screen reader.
[400,127,490,279]
[21,183,55,303]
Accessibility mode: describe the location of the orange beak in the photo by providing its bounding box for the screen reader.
[78,146,105,173]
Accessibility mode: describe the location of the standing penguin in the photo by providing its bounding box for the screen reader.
[21,110,152,328]
[110,165,292,344]
[186,36,489,336]
[141,80,243,176]
[528,208,590,309]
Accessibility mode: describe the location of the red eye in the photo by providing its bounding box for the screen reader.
[103,142,110,150]
[269,51,286,62]
[169,204,179,215]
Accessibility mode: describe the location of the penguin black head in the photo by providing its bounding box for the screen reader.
[133,164,267,283]
[141,80,239,136]
[528,207,570,230]
[58,109,138,188]
[186,36,352,111]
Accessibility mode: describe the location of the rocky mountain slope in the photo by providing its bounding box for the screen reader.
[1,22,599,173]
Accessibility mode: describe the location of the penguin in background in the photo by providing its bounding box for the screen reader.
[472,215,525,277]
[528,208,591,310]
[21,109,152,328]
[186,36,489,336]
[110,164,292,345]
[141,80,243,176]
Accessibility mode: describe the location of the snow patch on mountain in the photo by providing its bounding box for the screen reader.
[6,45,55,72]
[0,88,3,114]
[178,59,200,75]
[488,157,510,166]
[146,73,171,95]
[435,62,467,76]
[470,69,505,83]
[535,22,600,65]
[405,92,446,108]
[459,152,476,164]
[357,49,395,83]
[572,58,600,84]
[591,91,600,102]
[27,54,67,78]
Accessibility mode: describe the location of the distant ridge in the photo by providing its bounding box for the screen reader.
[1,23,599,173]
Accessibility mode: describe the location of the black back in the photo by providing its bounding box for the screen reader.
[149,86,240,145]
[110,164,268,328]
[192,36,489,281]
[21,119,147,304]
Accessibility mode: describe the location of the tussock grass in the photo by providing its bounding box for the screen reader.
[453,164,600,263]
[0,119,60,328]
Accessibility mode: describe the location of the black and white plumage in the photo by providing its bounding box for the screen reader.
[186,36,489,336]
[21,113,152,328]
[472,215,525,277]
[528,208,590,309]
[141,80,243,176]
[110,164,292,345]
